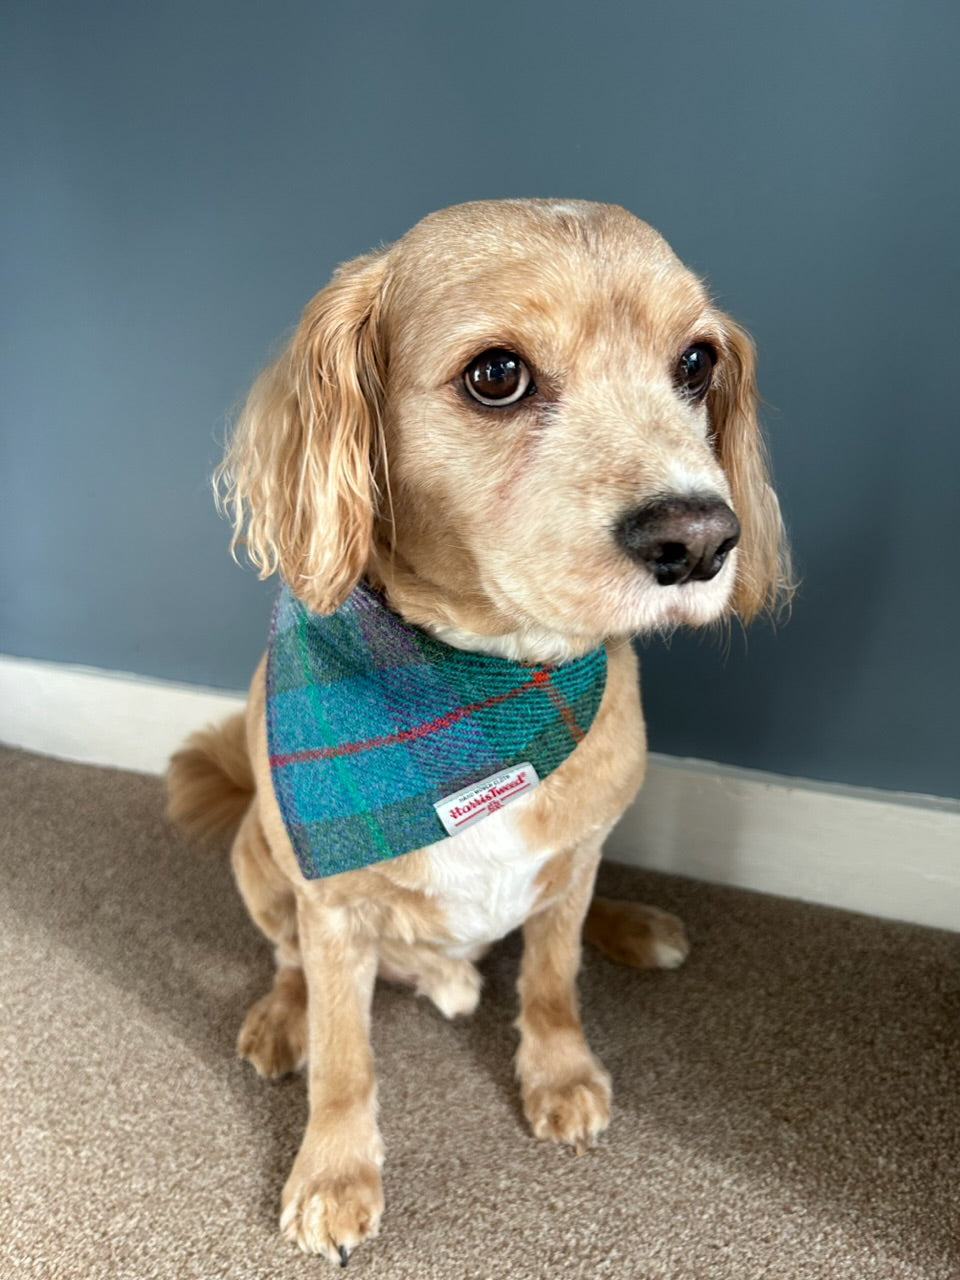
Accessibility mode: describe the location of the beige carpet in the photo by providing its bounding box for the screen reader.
[1,743,957,1279]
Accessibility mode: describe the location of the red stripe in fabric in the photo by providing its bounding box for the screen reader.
[532,668,586,743]
[269,674,545,769]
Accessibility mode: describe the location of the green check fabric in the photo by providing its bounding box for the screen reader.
[266,582,607,880]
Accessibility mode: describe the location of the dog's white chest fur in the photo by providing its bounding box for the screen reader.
[421,796,553,956]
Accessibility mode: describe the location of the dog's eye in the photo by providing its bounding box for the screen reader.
[463,349,534,407]
[675,343,717,402]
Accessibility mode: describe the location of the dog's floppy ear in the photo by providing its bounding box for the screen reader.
[708,318,793,621]
[217,249,389,614]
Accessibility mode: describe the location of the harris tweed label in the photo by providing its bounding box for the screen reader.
[433,763,540,836]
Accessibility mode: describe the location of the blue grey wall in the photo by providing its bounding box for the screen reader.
[3,0,958,798]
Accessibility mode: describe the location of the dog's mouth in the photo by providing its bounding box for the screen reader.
[460,542,739,662]
[546,545,738,646]
[630,547,739,629]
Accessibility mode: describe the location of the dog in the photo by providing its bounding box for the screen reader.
[166,198,789,1266]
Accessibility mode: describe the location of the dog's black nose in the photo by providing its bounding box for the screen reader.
[616,495,741,586]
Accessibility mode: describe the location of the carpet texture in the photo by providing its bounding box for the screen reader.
[0,743,957,1280]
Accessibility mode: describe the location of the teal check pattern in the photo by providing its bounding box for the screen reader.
[266,582,607,880]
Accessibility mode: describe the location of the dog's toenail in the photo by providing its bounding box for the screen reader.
[339,1244,349,1267]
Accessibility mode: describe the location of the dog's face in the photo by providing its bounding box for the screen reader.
[221,200,786,658]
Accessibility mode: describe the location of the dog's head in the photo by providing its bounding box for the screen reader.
[220,200,789,660]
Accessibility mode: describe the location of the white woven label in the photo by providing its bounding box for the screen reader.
[434,763,540,836]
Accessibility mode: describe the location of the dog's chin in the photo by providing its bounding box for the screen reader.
[426,559,736,665]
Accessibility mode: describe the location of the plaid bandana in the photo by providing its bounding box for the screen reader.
[265,582,607,880]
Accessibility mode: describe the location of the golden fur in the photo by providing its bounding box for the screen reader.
[166,198,789,1265]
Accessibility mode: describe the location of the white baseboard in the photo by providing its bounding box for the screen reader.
[607,756,959,933]
[2,653,958,932]
[0,653,245,777]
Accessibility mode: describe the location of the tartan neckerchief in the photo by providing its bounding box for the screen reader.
[265,581,607,880]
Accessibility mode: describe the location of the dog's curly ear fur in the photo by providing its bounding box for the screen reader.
[217,250,389,614]
[708,318,793,621]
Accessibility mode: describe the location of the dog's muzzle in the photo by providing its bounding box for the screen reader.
[615,494,741,586]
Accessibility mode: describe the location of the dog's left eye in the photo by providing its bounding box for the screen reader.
[675,342,717,402]
[463,349,535,406]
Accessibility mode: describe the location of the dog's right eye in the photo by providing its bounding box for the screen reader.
[463,349,535,407]
[674,342,717,402]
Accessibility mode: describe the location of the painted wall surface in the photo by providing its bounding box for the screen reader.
[2,1,958,797]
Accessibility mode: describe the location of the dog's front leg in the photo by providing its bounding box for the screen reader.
[280,894,383,1265]
[515,844,611,1153]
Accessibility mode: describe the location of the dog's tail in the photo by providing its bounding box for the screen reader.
[165,711,254,844]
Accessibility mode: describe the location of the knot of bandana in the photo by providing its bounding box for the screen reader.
[266,582,607,880]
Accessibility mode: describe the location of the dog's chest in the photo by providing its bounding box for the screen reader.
[420,795,554,956]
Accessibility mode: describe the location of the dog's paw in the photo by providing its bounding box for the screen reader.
[280,1161,383,1264]
[583,897,690,970]
[237,977,307,1078]
[523,1061,612,1154]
